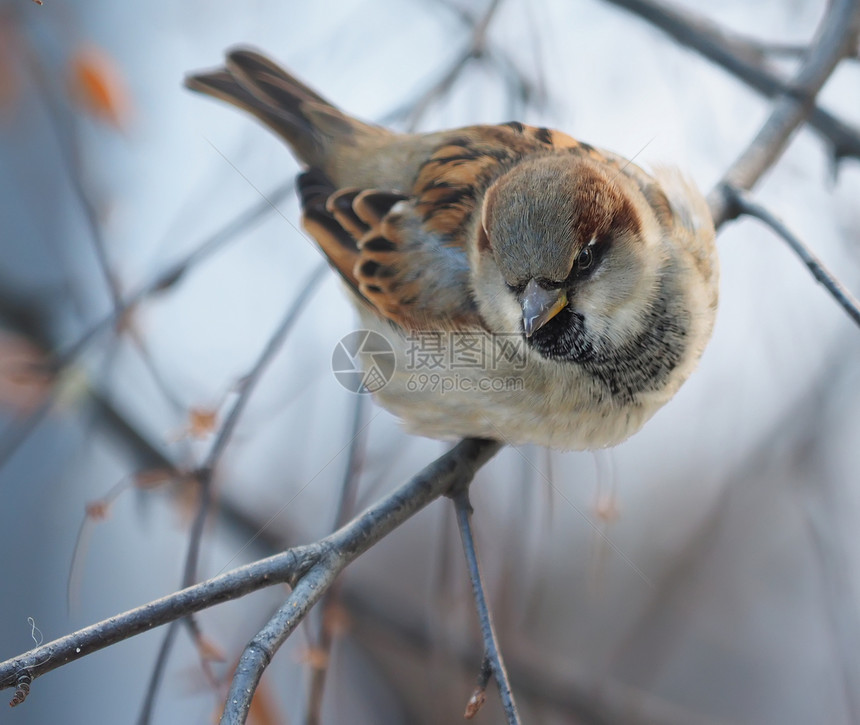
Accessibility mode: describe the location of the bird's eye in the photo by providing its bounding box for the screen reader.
[575,246,594,271]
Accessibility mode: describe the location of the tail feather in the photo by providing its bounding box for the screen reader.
[183,68,306,146]
[225,49,332,108]
[185,46,379,172]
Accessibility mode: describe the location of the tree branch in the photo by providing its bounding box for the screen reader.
[4,3,859,722]
[0,438,502,706]
[603,0,860,166]
[303,394,368,725]
[218,438,501,723]
[0,179,296,476]
[136,261,328,723]
[382,0,542,129]
[723,185,860,328]
[707,0,860,226]
[451,487,520,723]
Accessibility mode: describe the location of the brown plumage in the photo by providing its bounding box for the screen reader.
[185,48,718,450]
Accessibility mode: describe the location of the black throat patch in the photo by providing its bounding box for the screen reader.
[527,277,689,404]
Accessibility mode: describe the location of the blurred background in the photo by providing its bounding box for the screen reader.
[1,0,859,723]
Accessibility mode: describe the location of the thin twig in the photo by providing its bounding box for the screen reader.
[707,0,860,226]
[724,185,860,328]
[204,481,729,725]
[602,350,855,695]
[0,179,296,477]
[218,438,501,724]
[383,0,508,129]
[135,624,180,725]
[603,0,860,166]
[610,0,860,332]
[75,390,733,725]
[1,544,314,690]
[0,439,501,706]
[137,261,328,724]
[450,487,520,724]
[303,394,368,725]
[220,558,340,725]
[344,586,737,725]
[23,39,123,311]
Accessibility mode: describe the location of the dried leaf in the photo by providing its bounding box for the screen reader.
[0,333,54,413]
[296,646,329,670]
[85,499,111,520]
[323,602,351,637]
[68,44,130,130]
[133,468,175,490]
[464,688,486,719]
[172,475,201,523]
[187,407,218,438]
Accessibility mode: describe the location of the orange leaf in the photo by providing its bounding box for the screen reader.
[68,44,130,130]
[296,646,329,670]
[0,333,54,413]
[133,468,175,490]
[323,602,351,637]
[187,407,218,438]
[85,499,111,520]
[464,688,487,719]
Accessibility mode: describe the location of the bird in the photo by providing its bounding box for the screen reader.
[185,48,718,450]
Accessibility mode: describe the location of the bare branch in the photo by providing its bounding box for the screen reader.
[218,438,501,724]
[303,394,368,725]
[451,487,520,723]
[21,40,124,311]
[208,489,738,725]
[723,185,860,328]
[0,438,501,705]
[137,261,328,723]
[342,588,737,725]
[383,0,532,129]
[603,0,860,166]
[708,0,860,226]
[74,390,739,725]
[0,545,313,691]
[220,558,339,724]
[4,3,858,722]
[0,179,295,477]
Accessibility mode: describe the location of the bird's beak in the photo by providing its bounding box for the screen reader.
[520,279,568,337]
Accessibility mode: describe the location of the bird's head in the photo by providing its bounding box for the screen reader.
[471,153,667,362]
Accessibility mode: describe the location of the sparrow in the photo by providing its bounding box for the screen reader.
[185,48,718,450]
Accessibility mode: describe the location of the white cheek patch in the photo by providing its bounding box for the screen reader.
[473,262,522,334]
